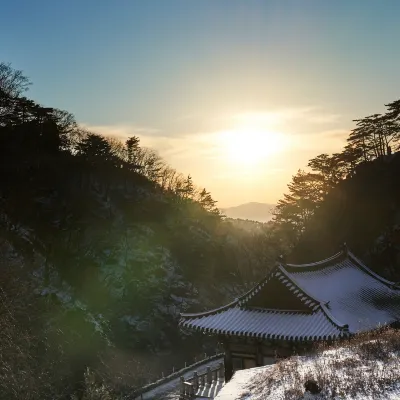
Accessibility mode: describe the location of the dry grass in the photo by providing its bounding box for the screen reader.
[247,328,400,399]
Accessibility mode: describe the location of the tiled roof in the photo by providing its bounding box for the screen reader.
[284,251,400,333]
[180,249,400,340]
[181,307,345,341]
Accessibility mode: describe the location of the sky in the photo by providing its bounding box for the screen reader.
[1,1,400,207]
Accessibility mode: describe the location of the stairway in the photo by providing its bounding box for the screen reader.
[179,363,225,399]
[134,355,224,400]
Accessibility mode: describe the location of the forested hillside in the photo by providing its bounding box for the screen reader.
[273,100,400,277]
[0,63,285,398]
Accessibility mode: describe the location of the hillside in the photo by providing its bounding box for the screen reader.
[216,329,400,399]
[291,153,400,278]
[0,137,280,395]
[0,63,286,398]
[221,202,275,222]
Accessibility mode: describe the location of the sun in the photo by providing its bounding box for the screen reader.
[220,127,287,166]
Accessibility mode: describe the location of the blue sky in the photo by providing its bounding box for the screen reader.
[1,1,400,205]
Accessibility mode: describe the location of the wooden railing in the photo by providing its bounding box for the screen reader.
[180,362,224,399]
[133,353,224,399]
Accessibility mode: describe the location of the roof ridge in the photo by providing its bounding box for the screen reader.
[277,266,350,332]
[237,267,278,306]
[284,250,345,270]
[276,266,321,311]
[319,303,350,332]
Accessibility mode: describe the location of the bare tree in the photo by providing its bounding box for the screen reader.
[0,62,31,97]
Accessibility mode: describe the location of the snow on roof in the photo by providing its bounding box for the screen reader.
[180,249,400,339]
[181,308,344,341]
[285,252,400,333]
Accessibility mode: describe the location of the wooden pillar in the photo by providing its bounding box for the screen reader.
[218,362,224,380]
[256,340,263,366]
[193,371,198,393]
[223,339,233,382]
[206,367,212,385]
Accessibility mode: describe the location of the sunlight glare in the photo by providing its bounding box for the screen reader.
[220,127,287,167]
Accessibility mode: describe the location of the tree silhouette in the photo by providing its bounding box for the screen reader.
[0,62,30,97]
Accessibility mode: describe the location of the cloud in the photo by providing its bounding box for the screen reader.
[290,107,341,125]
[320,129,349,139]
[80,106,344,151]
[80,113,349,165]
[79,122,220,161]
[229,107,342,135]
[287,129,348,154]
[307,113,341,124]
[79,123,162,141]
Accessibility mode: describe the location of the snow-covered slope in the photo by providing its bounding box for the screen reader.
[216,330,400,400]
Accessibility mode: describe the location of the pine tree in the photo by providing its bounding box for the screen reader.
[273,169,325,243]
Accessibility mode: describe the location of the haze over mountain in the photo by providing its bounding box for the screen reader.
[221,202,275,222]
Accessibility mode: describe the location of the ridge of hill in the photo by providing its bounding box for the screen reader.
[221,202,275,222]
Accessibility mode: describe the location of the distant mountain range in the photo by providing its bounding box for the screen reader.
[221,202,275,222]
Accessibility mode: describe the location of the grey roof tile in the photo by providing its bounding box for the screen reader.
[180,250,400,340]
[181,308,343,341]
[286,253,400,333]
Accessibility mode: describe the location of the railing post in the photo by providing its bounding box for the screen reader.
[193,371,199,393]
[180,376,185,396]
[206,366,212,385]
[189,382,194,398]
[218,362,224,380]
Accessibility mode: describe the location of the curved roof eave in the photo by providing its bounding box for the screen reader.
[180,267,278,319]
[180,299,239,318]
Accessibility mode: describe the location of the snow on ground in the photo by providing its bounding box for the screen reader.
[215,367,270,400]
[215,339,400,400]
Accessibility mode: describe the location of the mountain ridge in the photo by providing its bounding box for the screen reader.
[221,202,275,222]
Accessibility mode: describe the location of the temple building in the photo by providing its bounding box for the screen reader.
[179,246,400,381]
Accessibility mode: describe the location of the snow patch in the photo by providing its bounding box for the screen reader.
[215,341,400,400]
